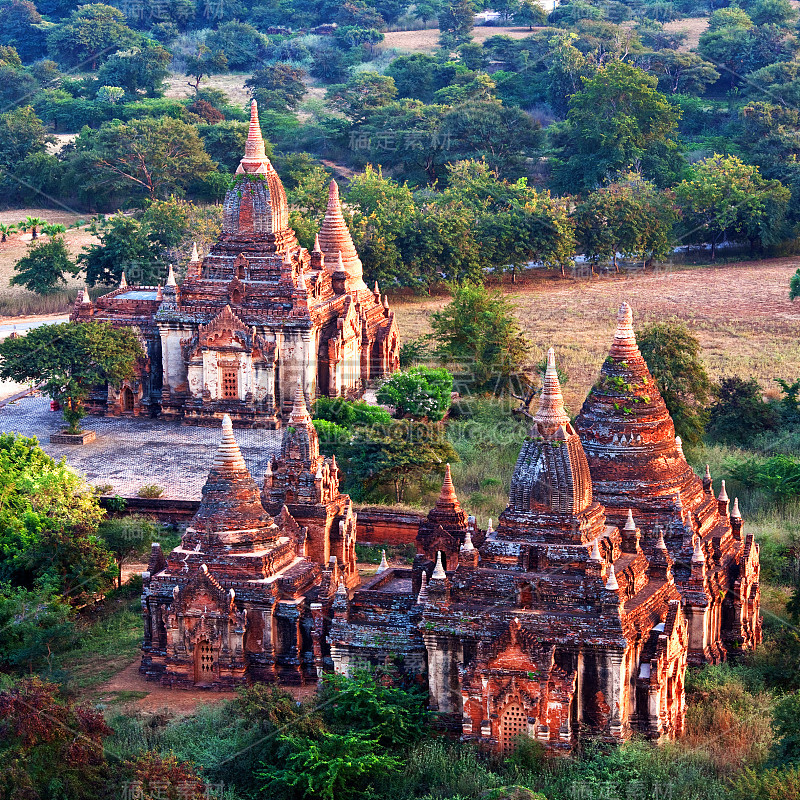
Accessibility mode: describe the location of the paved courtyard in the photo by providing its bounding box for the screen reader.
[0,395,281,499]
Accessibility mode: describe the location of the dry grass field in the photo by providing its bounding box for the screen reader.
[163,72,252,105]
[382,26,539,54]
[392,259,800,416]
[663,17,709,51]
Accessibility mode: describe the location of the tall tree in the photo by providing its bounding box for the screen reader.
[10,236,78,294]
[439,0,474,49]
[46,3,138,69]
[0,321,144,434]
[675,153,790,258]
[553,60,681,191]
[246,63,307,111]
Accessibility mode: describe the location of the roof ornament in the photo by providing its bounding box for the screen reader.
[731,497,742,520]
[211,414,248,473]
[376,550,388,574]
[416,571,429,605]
[119,271,127,289]
[190,242,199,262]
[431,550,446,580]
[604,563,619,590]
[624,509,636,532]
[460,528,475,553]
[81,285,92,304]
[609,301,640,359]
[166,263,177,287]
[533,348,570,435]
[692,536,706,563]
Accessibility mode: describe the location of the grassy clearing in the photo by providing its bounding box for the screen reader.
[50,583,143,695]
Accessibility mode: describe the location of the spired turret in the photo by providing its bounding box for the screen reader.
[222,99,292,238]
[509,348,593,516]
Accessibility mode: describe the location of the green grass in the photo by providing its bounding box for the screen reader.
[50,584,142,693]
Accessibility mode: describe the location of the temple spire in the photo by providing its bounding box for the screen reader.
[211,414,248,473]
[437,464,458,507]
[81,285,91,304]
[119,271,127,289]
[431,550,446,580]
[317,179,368,292]
[289,381,311,425]
[533,348,570,435]
[235,99,270,174]
[190,242,199,262]
[166,263,177,287]
[609,302,640,360]
[376,549,388,574]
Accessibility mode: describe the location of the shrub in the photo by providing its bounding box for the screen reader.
[398,336,429,368]
[726,454,800,501]
[732,764,800,799]
[707,377,776,446]
[377,366,453,421]
[313,397,392,430]
[137,484,164,499]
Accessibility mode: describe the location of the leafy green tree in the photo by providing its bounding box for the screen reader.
[0,0,46,62]
[515,0,547,28]
[0,587,75,672]
[0,321,144,434]
[345,420,458,502]
[197,120,249,171]
[790,268,800,300]
[10,236,77,294]
[706,376,775,446]
[79,214,159,286]
[98,515,160,588]
[675,154,790,259]
[313,397,392,429]
[553,60,681,191]
[184,45,227,92]
[0,223,15,242]
[574,175,679,269]
[386,53,456,102]
[430,281,530,393]
[439,0,475,48]
[46,4,138,69]
[546,33,592,118]
[78,117,216,201]
[205,21,266,70]
[326,73,397,123]
[0,678,112,798]
[18,215,44,239]
[94,40,171,97]
[413,0,440,25]
[0,106,52,170]
[649,51,720,95]
[246,63,307,111]
[748,0,797,26]
[377,366,453,420]
[637,321,711,444]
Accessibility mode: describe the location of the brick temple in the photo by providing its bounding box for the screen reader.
[328,305,761,753]
[72,100,400,427]
[140,393,357,686]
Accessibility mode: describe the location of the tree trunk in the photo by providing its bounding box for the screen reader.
[711,240,716,261]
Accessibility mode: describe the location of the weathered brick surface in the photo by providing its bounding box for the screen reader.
[72,100,399,428]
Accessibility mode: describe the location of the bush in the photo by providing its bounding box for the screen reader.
[137,484,164,499]
[377,367,453,421]
[726,455,800,501]
[313,397,392,430]
[706,377,776,446]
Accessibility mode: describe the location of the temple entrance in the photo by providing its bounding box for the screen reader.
[121,387,134,413]
[499,701,527,752]
[195,640,215,684]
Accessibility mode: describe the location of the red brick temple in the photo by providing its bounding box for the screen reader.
[328,305,761,753]
[140,403,356,686]
[72,100,400,427]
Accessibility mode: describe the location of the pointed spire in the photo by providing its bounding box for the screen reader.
[675,435,684,458]
[313,233,321,253]
[374,280,380,295]
[487,518,493,534]
[703,463,712,494]
[604,563,619,590]
[297,268,307,292]
[624,508,636,532]
[166,263,176,287]
[190,241,199,262]
[431,550,446,580]
[655,525,667,551]
[245,98,266,160]
[119,271,127,289]
[437,464,458,507]
[692,536,706,563]
[336,250,344,271]
[289,381,311,425]
[416,570,429,604]
[534,348,570,435]
[718,480,729,502]
[211,414,248,472]
[377,549,388,574]
[589,538,601,561]
[81,285,91,304]
[460,528,475,553]
[318,180,368,291]
[731,497,741,519]
[609,302,640,359]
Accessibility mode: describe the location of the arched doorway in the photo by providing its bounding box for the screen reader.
[121,386,134,413]
[195,640,215,684]
[499,701,527,752]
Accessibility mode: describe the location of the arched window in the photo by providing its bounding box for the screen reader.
[121,386,134,413]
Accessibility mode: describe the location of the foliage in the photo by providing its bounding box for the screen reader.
[0,678,112,800]
[98,516,160,587]
[726,454,800,500]
[637,321,711,444]
[430,281,530,394]
[346,419,458,502]
[313,397,393,429]
[377,366,453,421]
[137,484,164,498]
[10,236,78,294]
[121,751,207,800]
[706,377,776,446]
[675,154,790,258]
[0,321,144,433]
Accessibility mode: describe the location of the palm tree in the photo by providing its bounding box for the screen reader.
[0,223,17,242]
[19,216,47,239]
[41,223,66,237]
